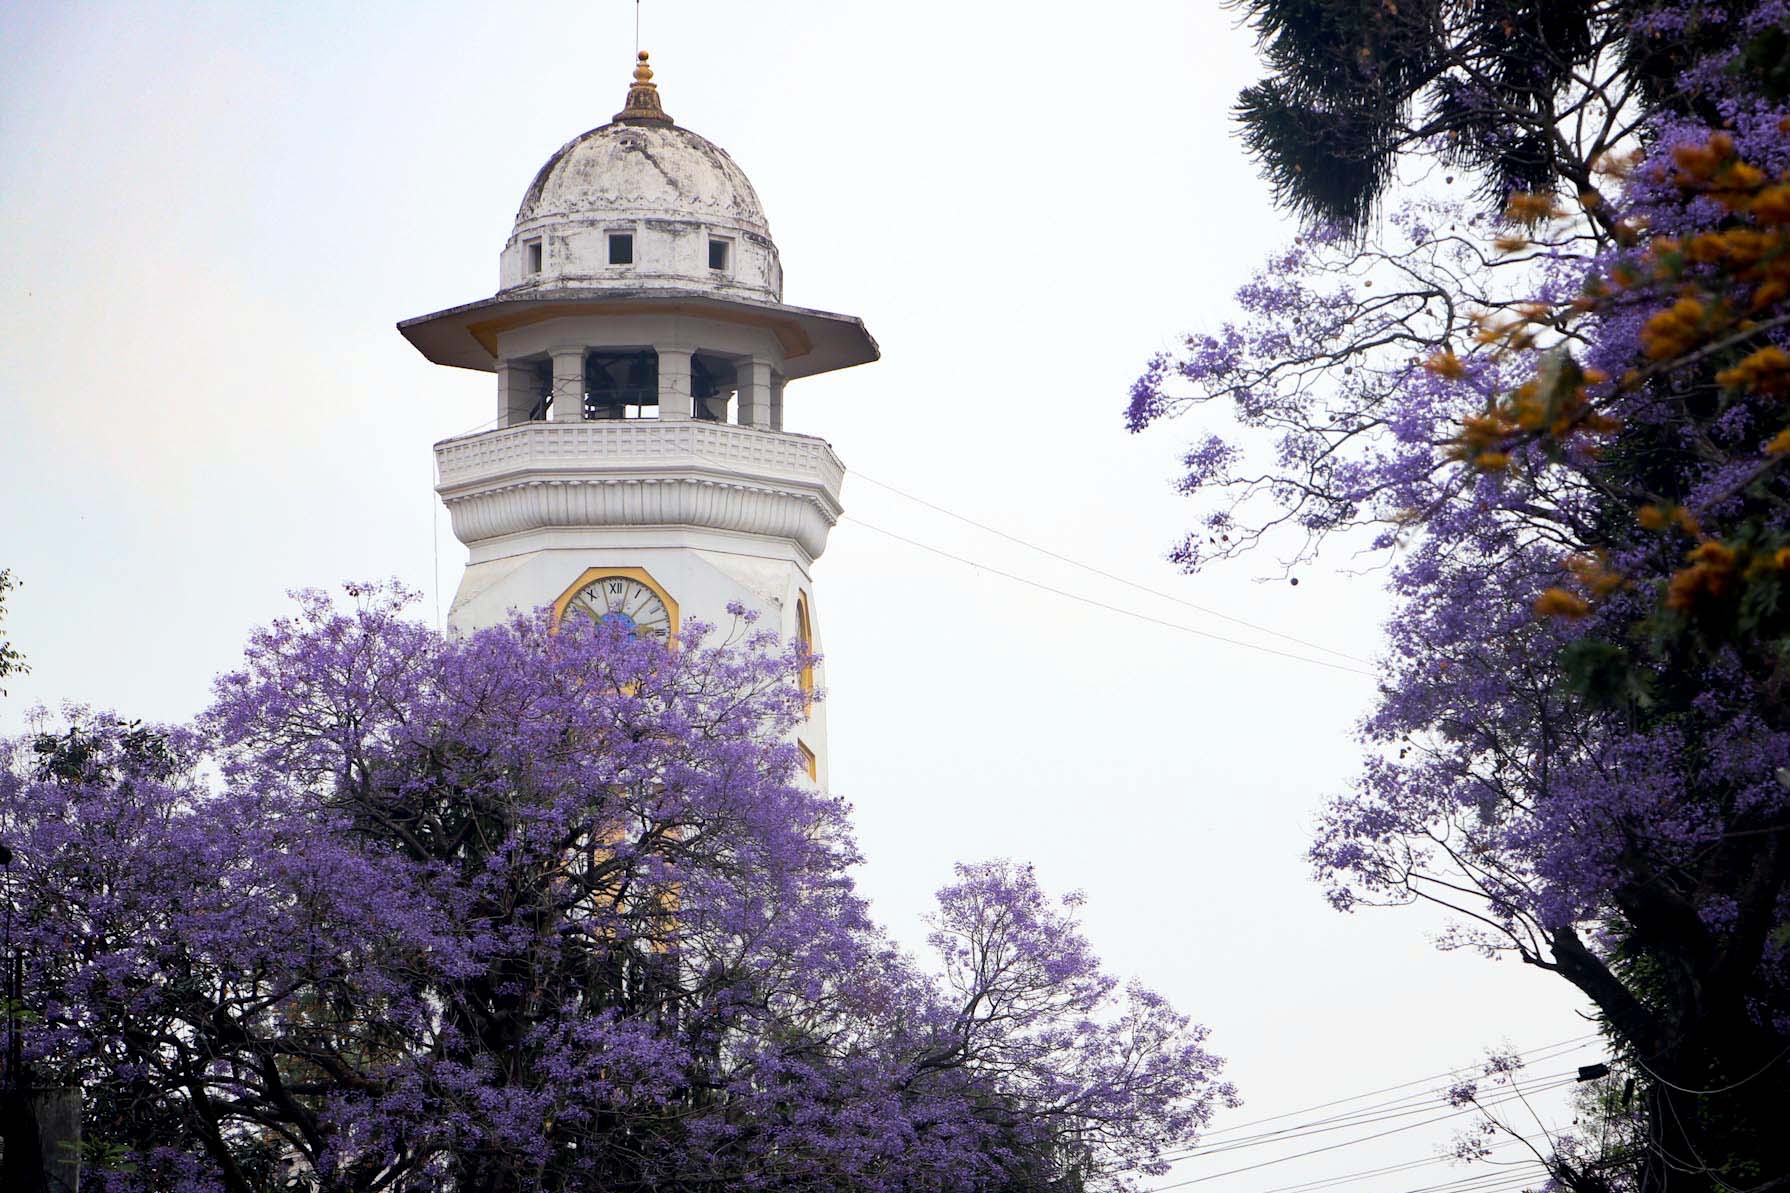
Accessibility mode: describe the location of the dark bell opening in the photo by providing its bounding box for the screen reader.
[585,350,659,420]
[692,354,737,422]
[528,360,553,421]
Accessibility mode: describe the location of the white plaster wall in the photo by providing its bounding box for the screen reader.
[502,217,781,300]
[446,533,829,786]
[494,314,787,370]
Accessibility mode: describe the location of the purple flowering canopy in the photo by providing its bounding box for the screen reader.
[0,585,1232,1192]
[1132,1,1790,1188]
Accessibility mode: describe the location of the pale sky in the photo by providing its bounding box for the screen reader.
[0,2,1597,1189]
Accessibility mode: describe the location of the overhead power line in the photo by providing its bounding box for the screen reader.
[1627,1041,1790,1096]
[1221,1137,1536,1193]
[1196,1035,1598,1139]
[850,519,1376,677]
[850,469,1374,666]
[1161,1071,1581,1163]
[1137,1078,1579,1191]
[601,414,1380,679]
[1185,1046,1601,1158]
[1107,1034,1605,1185]
[1245,1153,1553,1193]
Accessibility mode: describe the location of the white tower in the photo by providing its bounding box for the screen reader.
[401,54,876,785]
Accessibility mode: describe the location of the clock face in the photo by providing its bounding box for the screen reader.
[566,575,672,640]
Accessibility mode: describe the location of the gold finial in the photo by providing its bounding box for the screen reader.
[613,50,673,125]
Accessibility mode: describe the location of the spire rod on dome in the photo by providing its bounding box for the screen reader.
[613,50,673,125]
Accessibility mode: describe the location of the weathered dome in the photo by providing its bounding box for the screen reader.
[515,122,770,235]
[498,54,782,301]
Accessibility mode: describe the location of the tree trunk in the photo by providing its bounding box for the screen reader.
[0,1087,82,1193]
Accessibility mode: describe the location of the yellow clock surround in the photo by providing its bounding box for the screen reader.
[550,566,680,637]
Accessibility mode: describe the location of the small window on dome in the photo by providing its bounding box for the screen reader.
[609,233,634,265]
[708,238,730,271]
[525,239,543,275]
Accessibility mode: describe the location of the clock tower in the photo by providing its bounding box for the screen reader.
[401,53,875,786]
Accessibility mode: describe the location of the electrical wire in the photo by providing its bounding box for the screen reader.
[1194,1035,1597,1138]
[1218,1138,1536,1193]
[1144,1111,1567,1193]
[1364,1171,1551,1193]
[849,469,1375,666]
[849,519,1376,677]
[1626,1043,1790,1097]
[1121,1041,1605,1192]
[1198,1055,1591,1143]
[595,412,1381,678]
[1219,1170,1545,1193]
[1150,1075,1580,1173]
[1169,1071,1584,1160]
[1138,1089,1575,1189]
[1121,1040,1604,1179]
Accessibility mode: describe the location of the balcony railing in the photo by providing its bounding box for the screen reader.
[434,418,845,497]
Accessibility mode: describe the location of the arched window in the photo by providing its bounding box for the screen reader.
[795,593,814,714]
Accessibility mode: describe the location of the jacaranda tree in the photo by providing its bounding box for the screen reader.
[1133,2,1789,1189]
[0,585,1232,1192]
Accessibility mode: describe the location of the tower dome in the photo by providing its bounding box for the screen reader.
[498,53,783,301]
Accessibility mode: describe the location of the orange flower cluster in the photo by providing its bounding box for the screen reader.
[1658,134,1790,311]
[1534,587,1592,619]
[1423,349,1467,380]
[1654,533,1790,619]
[1650,224,1790,313]
[1508,136,1790,632]
[1718,346,1790,396]
[1672,133,1775,208]
[1447,350,1619,471]
[1757,186,1790,225]
[1566,552,1627,596]
[1505,191,1562,227]
[1452,407,1519,470]
[1532,554,1628,621]
[1659,228,1781,267]
[1640,297,1714,358]
[1666,540,1740,612]
[1472,311,1540,353]
[1637,504,1703,535]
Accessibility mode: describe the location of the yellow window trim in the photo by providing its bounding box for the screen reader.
[795,592,814,714]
